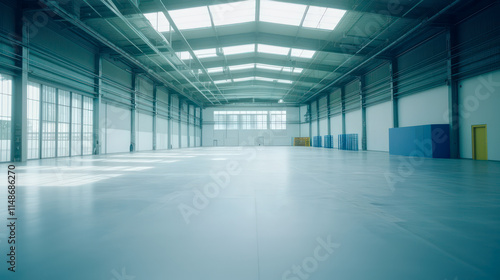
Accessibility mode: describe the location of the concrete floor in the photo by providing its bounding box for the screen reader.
[0,147,499,280]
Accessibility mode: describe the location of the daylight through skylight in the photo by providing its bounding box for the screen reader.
[258,44,290,56]
[303,6,346,30]
[229,64,255,71]
[223,44,256,55]
[291,48,316,59]
[209,0,256,26]
[260,0,307,26]
[168,6,212,30]
[207,67,225,73]
[143,12,170,32]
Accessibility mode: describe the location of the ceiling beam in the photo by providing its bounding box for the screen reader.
[147,56,352,74]
[129,32,373,57]
[195,70,326,84]
[80,0,425,20]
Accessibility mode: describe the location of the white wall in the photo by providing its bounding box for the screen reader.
[330,115,342,148]
[202,107,300,147]
[311,121,318,137]
[157,117,168,150]
[300,123,310,137]
[345,110,362,149]
[398,86,449,127]
[172,121,179,149]
[136,112,153,151]
[105,104,131,153]
[181,123,188,148]
[459,69,500,161]
[319,118,328,136]
[366,101,392,152]
[189,124,195,147]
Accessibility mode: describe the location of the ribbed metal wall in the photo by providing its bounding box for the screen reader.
[396,32,448,98]
[329,89,342,116]
[344,80,360,112]
[363,63,391,106]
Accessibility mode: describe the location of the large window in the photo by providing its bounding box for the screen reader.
[71,93,82,156]
[0,74,12,162]
[41,86,57,158]
[214,110,283,130]
[25,83,93,159]
[241,111,267,130]
[27,83,40,159]
[270,111,286,130]
[82,96,93,155]
[58,90,71,157]
[214,111,226,130]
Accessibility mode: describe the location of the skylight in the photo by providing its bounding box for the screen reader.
[260,0,307,26]
[144,12,170,32]
[258,44,290,56]
[214,79,232,84]
[255,77,293,84]
[291,48,316,59]
[176,51,192,60]
[209,0,256,26]
[168,6,212,30]
[233,77,255,82]
[207,67,225,73]
[256,64,283,71]
[303,6,346,30]
[229,64,255,71]
[223,44,256,56]
[176,48,218,60]
[256,64,304,73]
[283,67,304,73]
[194,49,218,58]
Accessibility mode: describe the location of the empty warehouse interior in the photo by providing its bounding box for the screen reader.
[0,0,499,279]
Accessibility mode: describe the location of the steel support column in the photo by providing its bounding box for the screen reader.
[153,84,157,150]
[130,73,138,152]
[341,87,346,134]
[11,5,28,161]
[93,53,102,155]
[447,25,460,159]
[360,77,367,151]
[390,59,399,128]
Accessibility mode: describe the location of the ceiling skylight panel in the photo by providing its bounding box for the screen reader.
[222,44,256,55]
[214,79,232,84]
[176,51,192,60]
[168,6,212,30]
[210,0,256,26]
[256,64,283,71]
[303,6,346,30]
[207,67,224,73]
[229,64,255,71]
[193,48,218,58]
[283,67,304,73]
[144,12,170,32]
[260,0,307,26]
[255,77,275,82]
[291,48,316,59]
[233,77,255,82]
[254,77,292,84]
[258,44,290,56]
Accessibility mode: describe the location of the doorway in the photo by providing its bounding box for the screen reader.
[472,125,488,160]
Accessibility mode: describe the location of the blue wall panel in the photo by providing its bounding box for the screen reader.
[389,124,450,158]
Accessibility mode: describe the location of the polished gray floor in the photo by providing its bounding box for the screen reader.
[0,147,499,280]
